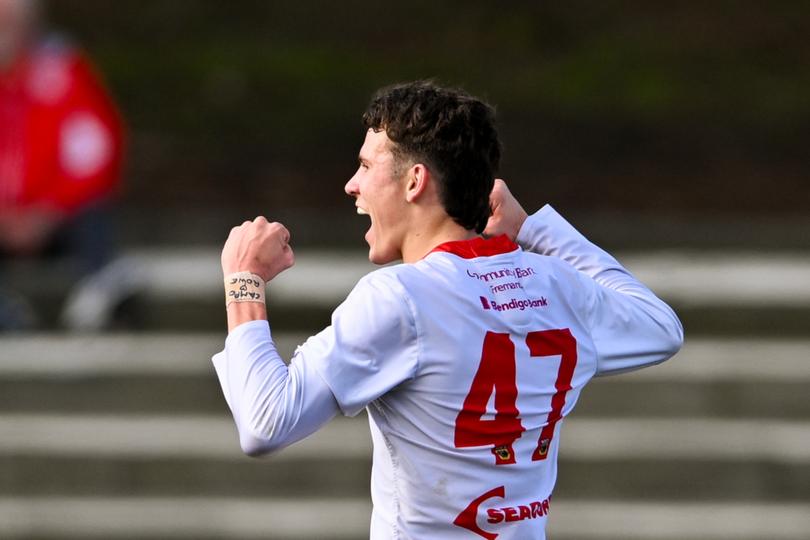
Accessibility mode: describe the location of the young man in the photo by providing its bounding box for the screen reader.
[213,81,683,539]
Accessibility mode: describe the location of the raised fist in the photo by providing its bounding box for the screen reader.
[221,217,295,282]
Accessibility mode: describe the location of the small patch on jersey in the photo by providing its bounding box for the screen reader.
[492,444,516,465]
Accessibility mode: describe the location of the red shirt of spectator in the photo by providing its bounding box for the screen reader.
[0,38,124,216]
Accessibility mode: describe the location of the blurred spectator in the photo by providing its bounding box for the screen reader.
[0,0,126,330]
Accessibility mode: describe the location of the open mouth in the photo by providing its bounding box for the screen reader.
[355,205,373,246]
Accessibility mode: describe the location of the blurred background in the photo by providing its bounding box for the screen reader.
[1,1,808,538]
[62,1,810,244]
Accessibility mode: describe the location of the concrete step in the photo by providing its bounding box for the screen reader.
[2,336,808,417]
[124,249,810,308]
[0,496,372,540]
[3,450,807,502]
[2,374,807,420]
[114,300,810,335]
[546,500,810,540]
[578,336,810,417]
[576,378,810,418]
[0,454,370,498]
[2,414,808,500]
[0,496,807,540]
[7,249,810,333]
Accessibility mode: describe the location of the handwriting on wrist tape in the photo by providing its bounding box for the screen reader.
[224,272,266,306]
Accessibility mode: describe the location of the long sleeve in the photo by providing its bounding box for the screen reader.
[516,205,683,376]
[212,320,340,456]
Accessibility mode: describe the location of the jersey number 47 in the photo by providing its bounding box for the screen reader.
[454,329,578,465]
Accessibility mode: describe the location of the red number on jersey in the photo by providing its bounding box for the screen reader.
[454,329,578,465]
[526,328,578,460]
[454,332,525,465]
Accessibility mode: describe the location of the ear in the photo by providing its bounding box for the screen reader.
[404,163,430,203]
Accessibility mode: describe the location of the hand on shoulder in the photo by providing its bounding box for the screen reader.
[483,179,528,241]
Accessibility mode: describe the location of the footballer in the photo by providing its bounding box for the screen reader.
[213,81,683,539]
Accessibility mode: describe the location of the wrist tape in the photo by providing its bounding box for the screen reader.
[224,272,266,306]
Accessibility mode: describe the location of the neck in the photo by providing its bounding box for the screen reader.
[401,216,477,263]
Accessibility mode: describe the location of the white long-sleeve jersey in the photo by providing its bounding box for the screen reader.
[212,205,683,539]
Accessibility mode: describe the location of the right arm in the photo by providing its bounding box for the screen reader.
[214,218,417,455]
[213,271,419,455]
[212,320,340,456]
[214,217,339,456]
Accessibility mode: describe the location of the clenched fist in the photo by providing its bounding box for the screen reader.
[221,217,295,282]
[483,179,528,241]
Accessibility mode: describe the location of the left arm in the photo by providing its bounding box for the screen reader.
[515,207,683,376]
[485,179,683,376]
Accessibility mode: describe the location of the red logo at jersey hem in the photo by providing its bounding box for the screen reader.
[454,486,550,539]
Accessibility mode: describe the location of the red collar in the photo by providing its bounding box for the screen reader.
[427,235,519,260]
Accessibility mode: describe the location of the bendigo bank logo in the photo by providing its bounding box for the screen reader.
[480,296,548,312]
[454,486,551,539]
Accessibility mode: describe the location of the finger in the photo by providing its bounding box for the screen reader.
[271,223,290,244]
[482,219,499,239]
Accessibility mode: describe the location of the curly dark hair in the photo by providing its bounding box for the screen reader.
[362,81,502,234]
